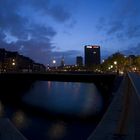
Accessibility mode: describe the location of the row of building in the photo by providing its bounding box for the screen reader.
[0,48,46,72]
[49,45,101,71]
[0,45,100,72]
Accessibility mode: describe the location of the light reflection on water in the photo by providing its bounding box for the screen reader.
[23,81,103,116]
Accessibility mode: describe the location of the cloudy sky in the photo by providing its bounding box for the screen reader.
[0,0,140,66]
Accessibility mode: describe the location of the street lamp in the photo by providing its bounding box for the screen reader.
[114,61,118,74]
[52,60,56,65]
[12,62,15,66]
[114,61,117,65]
[52,59,56,71]
[12,59,16,66]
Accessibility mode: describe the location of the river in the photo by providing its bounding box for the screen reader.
[0,81,104,140]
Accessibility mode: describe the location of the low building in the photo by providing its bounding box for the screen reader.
[76,56,83,67]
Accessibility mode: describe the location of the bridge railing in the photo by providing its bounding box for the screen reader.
[88,72,140,140]
[115,72,140,139]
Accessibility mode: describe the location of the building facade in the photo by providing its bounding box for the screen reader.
[60,56,65,67]
[76,56,83,66]
[0,48,46,72]
[85,45,100,67]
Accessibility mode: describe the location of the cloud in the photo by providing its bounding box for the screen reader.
[107,21,124,35]
[0,0,74,64]
[48,5,71,22]
[121,43,140,55]
[126,25,140,38]
[96,0,140,40]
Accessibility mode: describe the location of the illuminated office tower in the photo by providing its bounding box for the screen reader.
[85,45,100,67]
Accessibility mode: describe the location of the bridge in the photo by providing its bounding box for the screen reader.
[0,72,140,139]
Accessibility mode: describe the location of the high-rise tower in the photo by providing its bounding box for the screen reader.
[85,45,100,67]
[60,56,65,67]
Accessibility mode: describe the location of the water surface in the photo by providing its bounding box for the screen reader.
[23,81,103,117]
[0,81,104,140]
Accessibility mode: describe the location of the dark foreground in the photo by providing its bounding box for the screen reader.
[0,73,121,140]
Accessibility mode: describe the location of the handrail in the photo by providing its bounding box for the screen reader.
[127,72,140,97]
[88,72,140,140]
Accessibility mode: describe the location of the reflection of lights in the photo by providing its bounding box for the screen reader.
[80,85,102,116]
[48,81,51,90]
[73,83,80,99]
[12,111,27,129]
[48,122,66,139]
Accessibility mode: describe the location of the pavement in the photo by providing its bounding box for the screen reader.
[88,72,140,140]
[0,118,27,140]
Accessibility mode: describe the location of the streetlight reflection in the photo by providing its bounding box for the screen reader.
[48,122,66,139]
[12,111,28,129]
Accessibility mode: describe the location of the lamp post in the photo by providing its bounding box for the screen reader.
[11,59,16,72]
[114,61,118,74]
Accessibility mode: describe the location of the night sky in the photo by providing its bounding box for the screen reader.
[0,0,140,66]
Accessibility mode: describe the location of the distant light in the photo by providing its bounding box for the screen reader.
[93,46,99,48]
[86,45,99,49]
[110,65,113,68]
[114,61,117,65]
[12,62,15,66]
[12,111,26,129]
[102,59,105,63]
[93,51,96,54]
[119,71,124,75]
[86,46,92,48]
[53,60,56,64]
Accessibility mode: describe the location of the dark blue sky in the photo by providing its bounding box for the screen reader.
[0,0,140,66]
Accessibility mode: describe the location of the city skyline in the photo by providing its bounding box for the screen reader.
[0,0,140,65]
